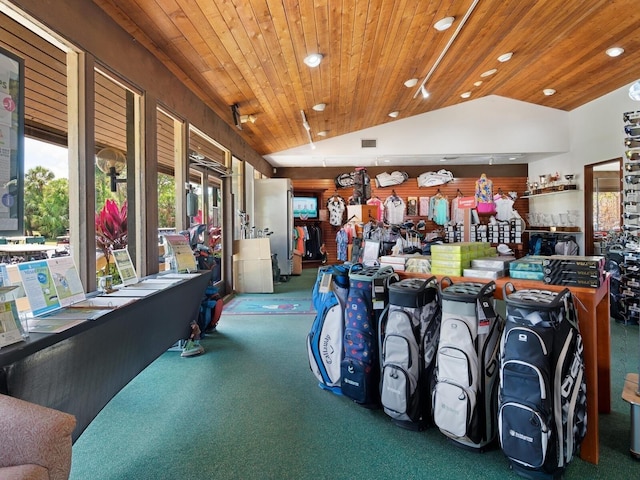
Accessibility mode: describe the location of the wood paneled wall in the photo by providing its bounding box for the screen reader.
[293,174,529,266]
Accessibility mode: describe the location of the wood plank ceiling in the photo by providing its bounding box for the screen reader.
[89,0,640,160]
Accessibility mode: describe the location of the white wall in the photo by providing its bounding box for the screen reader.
[527,81,640,252]
[266,95,570,167]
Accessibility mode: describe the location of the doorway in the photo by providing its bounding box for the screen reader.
[584,158,622,256]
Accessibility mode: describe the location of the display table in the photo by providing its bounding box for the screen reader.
[398,272,610,465]
[0,271,211,442]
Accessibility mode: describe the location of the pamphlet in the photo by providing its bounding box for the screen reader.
[69,296,137,309]
[47,256,85,306]
[35,307,108,321]
[100,288,157,297]
[112,249,138,286]
[160,272,201,279]
[163,234,197,273]
[26,318,86,334]
[122,279,179,289]
[0,300,24,347]
[17,260,60,316]
[1,264,30,312]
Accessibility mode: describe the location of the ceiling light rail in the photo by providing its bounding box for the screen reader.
[413,0,481,99]
[301,110,315,149]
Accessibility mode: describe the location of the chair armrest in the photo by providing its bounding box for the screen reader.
[0,394,76,480]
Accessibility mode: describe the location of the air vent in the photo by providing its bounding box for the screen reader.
[361,139,377,148]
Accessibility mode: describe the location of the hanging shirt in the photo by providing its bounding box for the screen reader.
[326,196,346,226]
[433,197,450,225]
[494,196,515,221]
[336,229,349,261]
[366,197,385,222]
[419,196,430,217]
[384,195,406,225]
[451,197,465,225]
[475,174,494,203]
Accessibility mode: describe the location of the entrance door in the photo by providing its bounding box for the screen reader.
[584,159,622,255]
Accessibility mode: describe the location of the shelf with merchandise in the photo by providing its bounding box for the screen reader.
[521,185,579,198]
[525,227,582,234]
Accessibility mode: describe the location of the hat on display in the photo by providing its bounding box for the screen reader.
[497,243,514,255]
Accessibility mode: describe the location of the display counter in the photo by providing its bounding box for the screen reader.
[0,271,211,442]
[398,272,610,465]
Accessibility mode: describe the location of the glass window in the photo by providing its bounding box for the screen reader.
[94,69,140,282]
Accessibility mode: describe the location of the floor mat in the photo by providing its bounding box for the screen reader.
[223,296,315,315]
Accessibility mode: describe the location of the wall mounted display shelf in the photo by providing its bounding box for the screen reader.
[522,185,579,198]
[525,227,582,234]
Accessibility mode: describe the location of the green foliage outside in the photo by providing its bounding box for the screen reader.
[24,166,65,238]
[23,166,177,241]
[157,173,176,227]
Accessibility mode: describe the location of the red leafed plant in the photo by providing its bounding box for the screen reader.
[95,199,128,274]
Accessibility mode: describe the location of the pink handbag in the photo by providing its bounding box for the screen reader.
[477,201,496,214]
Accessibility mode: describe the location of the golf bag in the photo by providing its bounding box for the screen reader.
[378,277,441,430]
[197,284,224,335]
[307,263,355,394]
[341,265,398,407]
[499,285,587,480]
[432,279,503,450]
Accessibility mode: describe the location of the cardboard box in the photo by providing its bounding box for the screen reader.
[463,268,505,280]
[292,251,302,275]
[431,259,471,269]
[431,266,463,276]
[379,255,408,265]
[405,256,432,274]
[233,258,273,293]
[472,256,515,270]
[233,238,271,260]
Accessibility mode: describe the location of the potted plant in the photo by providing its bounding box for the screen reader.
[95,199,128,282]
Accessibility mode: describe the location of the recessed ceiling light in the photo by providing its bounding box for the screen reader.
[312,103,326,111]
[606,47,624,58]
[474,80,483,87]
[303,53,323,67]
[440,158,447,162]
[434,16,455,31]
[404,78,418,88]
[317,130,328,137]
[480,69,497,77]
[383,159,391,163]
[460,91,471,99]
[543,88,556,96]
[497,52,513,62]
[388,111,399,118]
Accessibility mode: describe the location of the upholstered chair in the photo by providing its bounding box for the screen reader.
[0,394,76,480]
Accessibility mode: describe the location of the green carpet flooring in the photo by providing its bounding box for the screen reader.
[69,269,640,479]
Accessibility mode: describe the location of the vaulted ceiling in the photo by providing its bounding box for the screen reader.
[92,0,640,163]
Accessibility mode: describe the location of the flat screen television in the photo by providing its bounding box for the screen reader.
[293,196,318,219]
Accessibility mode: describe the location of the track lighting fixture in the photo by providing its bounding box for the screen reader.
[240,114,257,124]
[300,110,314,149]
